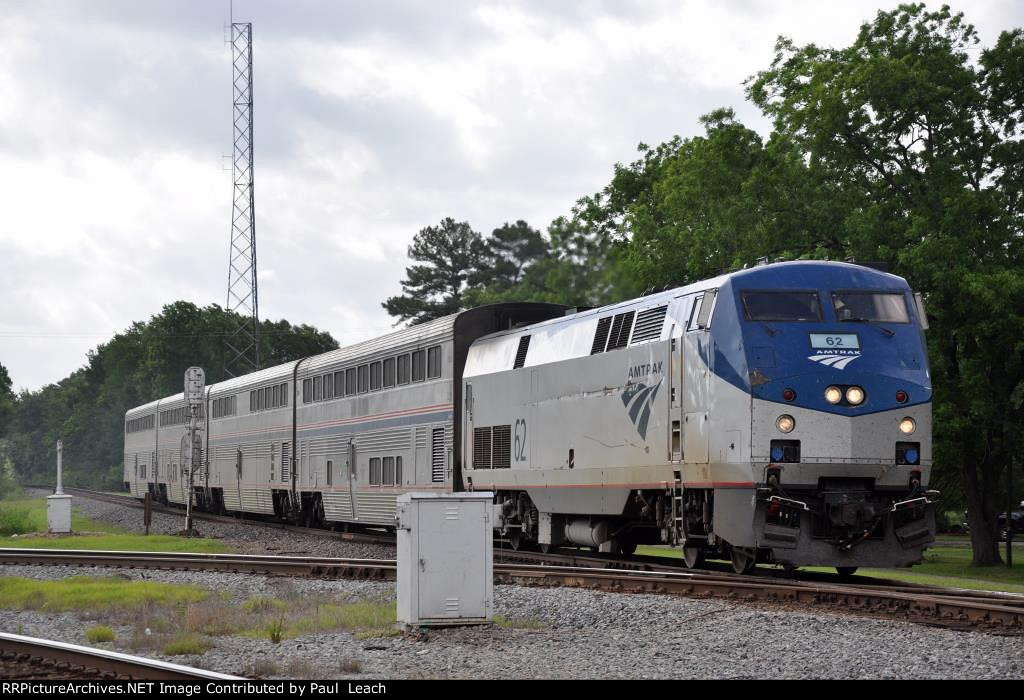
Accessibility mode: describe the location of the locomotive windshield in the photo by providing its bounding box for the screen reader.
[741,291,822,321]
[831,291,910,323]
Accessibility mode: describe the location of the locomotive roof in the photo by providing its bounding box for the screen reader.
[475,260,906,344]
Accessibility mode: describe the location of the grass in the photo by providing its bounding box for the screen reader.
[85,625,116,643]
[0,497,228,552]
[0,576,207,612]
[249,600,398,641]
[2,533,230,553]
[0,498,124,536]
[162,633,211,656]
[636,542,1024,593]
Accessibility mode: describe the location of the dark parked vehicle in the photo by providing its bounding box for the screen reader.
[997,502,1024,542]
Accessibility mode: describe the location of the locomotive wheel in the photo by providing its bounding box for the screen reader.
[835,566,858,577]
[539,543,552,554]
[508,531,523,551]
[730,547,756,574]
[682,546,705,569]
[618,540,637,556]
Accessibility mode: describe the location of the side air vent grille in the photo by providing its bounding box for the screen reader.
[473,427,492,470]
[630,306,668,344]
[513,335,531,369]
[606,311,635,351]
[491,425,511,469]
[590,317,612,355]
[591,311,637,354]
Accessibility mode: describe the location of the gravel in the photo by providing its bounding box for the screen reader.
[5,490,1023,679]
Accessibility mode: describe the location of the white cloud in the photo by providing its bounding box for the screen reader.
[0,0,1021,391]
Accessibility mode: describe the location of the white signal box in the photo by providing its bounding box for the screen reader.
[396,492,493,628]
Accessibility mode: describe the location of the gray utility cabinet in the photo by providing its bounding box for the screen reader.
[396,492,493,627]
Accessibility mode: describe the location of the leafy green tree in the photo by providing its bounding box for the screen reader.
[1,304,338,490]
[581,4,1022,564]
[0,363,14,436]
[484,220,549,289]
[383,218,490,325]
[745,3,1024,564]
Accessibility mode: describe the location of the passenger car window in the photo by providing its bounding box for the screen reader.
[831,291,910,323]
[741,291,822,321]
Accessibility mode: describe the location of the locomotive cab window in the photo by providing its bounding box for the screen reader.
[831,291,910,323]
[742,291,822,321]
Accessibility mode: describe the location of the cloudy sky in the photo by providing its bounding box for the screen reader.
[1,0,1020,391]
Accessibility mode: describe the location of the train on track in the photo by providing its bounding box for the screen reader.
[124,260,938,573]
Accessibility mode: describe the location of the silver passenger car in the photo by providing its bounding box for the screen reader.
[124,304,568,527]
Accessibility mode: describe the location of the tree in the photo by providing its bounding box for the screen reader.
[578,4,1022,565]
[484,220,549,290]
[1,304,338,490]
[746,4,1024,565]
[0,363,14,435]
[383,218,490,325]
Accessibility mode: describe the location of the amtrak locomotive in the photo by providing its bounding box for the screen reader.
[124,261,937,574]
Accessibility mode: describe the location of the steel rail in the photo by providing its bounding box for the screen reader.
[0,632,243,680]
[35,489,1024,623]
[47,486,395,546]
[2,548,1021,630]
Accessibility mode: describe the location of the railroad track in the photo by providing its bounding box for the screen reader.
[35,487,1024,614]
[3,548,1022,632]
[49,486,395,546]
[0,632,242,680]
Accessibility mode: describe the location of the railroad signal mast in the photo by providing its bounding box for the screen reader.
[224,20,259,377]
[183,367,206,534]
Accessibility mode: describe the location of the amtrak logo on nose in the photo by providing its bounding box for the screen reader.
[621,378,662,440]
[808,353,861,370]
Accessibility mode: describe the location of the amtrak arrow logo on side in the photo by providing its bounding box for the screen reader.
[807,354,860,370]
[621,378,662,439]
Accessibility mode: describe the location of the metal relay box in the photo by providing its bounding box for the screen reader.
[396,492,493,628]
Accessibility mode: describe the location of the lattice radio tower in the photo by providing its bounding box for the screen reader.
[224,21,259,377]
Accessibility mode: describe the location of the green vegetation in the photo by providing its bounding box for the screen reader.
[382,5,1024,566]
[162,633,211,656]
[0,507,34,537]
[0,573,397,658]
[3,533,229,553]
[0,304,338,491]
[0,497,125,536]
[0,497,227,552]
[637,543,1024,593]
[247,600,398,641]
[0,5,1019,567]
[242,595,286,615]
[85,625,116,643]
[0,576,207,612]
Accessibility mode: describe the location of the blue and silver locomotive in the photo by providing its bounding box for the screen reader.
[125,261,936,574]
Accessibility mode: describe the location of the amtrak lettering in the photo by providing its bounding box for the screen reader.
[627,361,663,380]
[807,349,862,370]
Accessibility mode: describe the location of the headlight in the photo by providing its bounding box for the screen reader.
[824,386,842,404]
[846,386,865,405]
[776,415,795,433]
[899,417,916,434]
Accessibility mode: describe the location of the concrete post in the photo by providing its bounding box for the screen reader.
[47,439,72,534]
